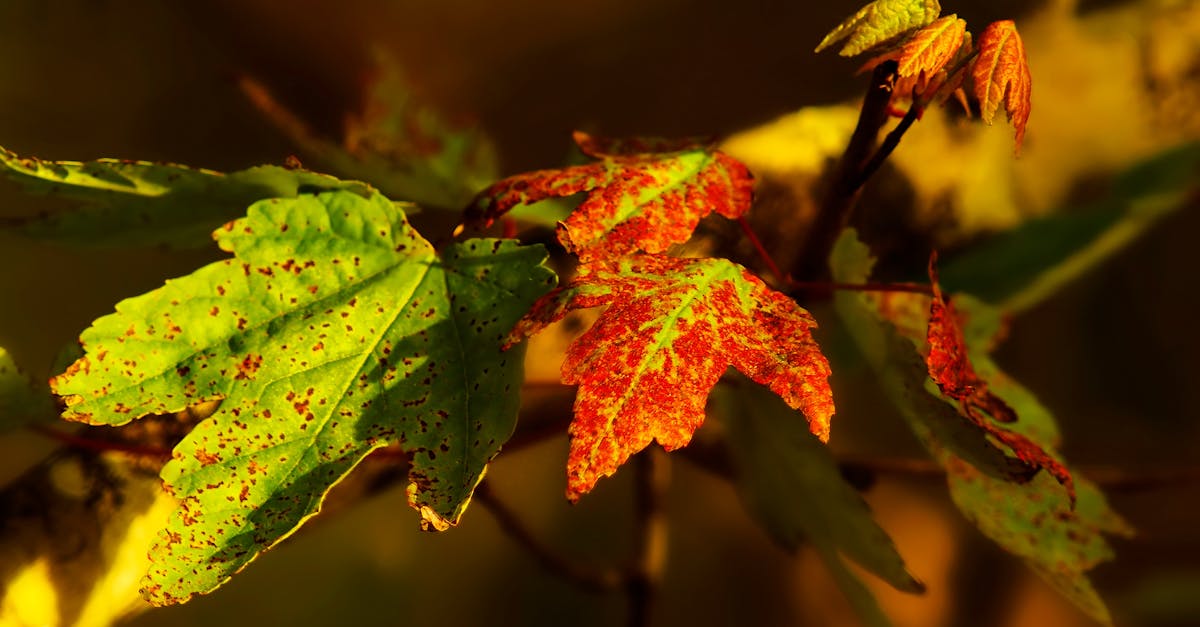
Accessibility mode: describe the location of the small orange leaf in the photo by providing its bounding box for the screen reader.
[896,14,967,79]
[972,20,1032,153]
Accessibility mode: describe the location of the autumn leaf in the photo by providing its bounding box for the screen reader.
[895,14,967,80]
[971,20,1032,152]
[815,0,942,57]
[0,145,370,249]
[925,256,1075,504]
[50,190,555,604]
[505,254,833,501]
[465,131,754,261]
[829,231,1036,483]
[830,229,1128,623]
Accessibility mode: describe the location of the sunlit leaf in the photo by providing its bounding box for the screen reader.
[466,131,754,262]
[971,20,1032,153]
[506,254,832,500]
[815,0,942,57]
[0,145,370,249]
[50,190,555,604]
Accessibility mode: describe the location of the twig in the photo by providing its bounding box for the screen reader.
[625,447,670,627]
[787,280,933,296]
[474,481,622,593]
[795,60,898,282]
[737,216,788,287]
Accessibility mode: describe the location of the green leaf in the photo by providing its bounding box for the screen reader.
[50,190,556,605]
[0,145,371,249]
[241,48,499,211]
[944,296,1132,625]
[830,229,1130,624]
[828,230,1032,482]
[815,0,942,57]
[714,379,921,627]
[0,346,55,432]
[940,141,1200,312]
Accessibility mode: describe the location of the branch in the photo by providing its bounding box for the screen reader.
[795,60,898,282]
[625,447,670,627]
[474,481,623,593]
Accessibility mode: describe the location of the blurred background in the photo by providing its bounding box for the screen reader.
[0,0,1198,625]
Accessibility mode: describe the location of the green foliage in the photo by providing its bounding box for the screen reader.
[830,229,1131,624]
[714,379,921,627]
[0,146,371,249]
[941,141,1200,311]
[50,190,555,604]
[815,0,941,56]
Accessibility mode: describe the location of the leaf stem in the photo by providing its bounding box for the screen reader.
[29,425,173,460]
[737,216,788,287]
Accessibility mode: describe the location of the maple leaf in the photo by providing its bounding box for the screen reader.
[815,0,942,57]
[925,255,1075,504]
[464,131,754,261]
[894,14,967,80]
[971,20,1032,153]
[50,190,555,604]
[0,145,371,249]
[505,254,833,501]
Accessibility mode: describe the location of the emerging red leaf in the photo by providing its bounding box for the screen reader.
[972,20,1032,153]
[506,254,834,501]
[464,131,754,261]
[925,255,1075,504]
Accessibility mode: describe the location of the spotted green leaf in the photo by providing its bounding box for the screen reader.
[828,231,1033,482]
[714,379,921,627]
[0,145,371,248]
[945,295,1132,625]
[815,0,942,57]
[50,190,555,605]
[831,228,1130,624]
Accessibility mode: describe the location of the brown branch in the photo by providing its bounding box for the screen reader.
[795,60,898,282]
[474,481,622,593]
[625,447,670,627]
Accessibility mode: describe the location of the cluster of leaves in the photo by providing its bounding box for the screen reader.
[0,1,1195,625]
[817,0,1032,151]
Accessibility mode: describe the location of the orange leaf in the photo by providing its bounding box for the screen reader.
[896,14,967,79]
[463,132,753,261]
[506,254,833,501]
[972,20,1032,153]
[925,254,1075,504]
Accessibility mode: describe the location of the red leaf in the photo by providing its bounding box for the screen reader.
[925,254,1075,504]
[972,20,1032,153]
[465,132,754,261]
[506,254,834,501]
